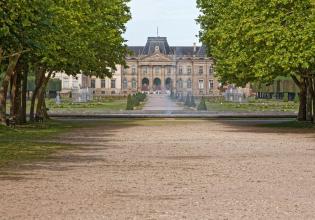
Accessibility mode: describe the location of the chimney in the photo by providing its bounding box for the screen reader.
[193,42,197,53]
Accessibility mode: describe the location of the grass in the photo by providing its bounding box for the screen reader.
[47,98,127,112]
[0,120,102,168]
[6,97,128,114]
[205,99,299,113]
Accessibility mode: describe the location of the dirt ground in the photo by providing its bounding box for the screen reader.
[1,119,315,219]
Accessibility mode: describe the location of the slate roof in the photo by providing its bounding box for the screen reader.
[128,37,208,58]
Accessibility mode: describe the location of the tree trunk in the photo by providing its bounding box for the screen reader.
[0,53,20,124]
[20,63,28,124]
[10,63,22,123]
[30,67,45,122]
[0,47,3,65]
[306,78,313,122]
[291,75,307,121]
[36,72,52,119]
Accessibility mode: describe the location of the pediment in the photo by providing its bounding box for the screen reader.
[140,53,172,62]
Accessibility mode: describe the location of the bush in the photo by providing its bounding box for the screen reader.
[126,93,147,110]
[126,94,134,110]
[197,97,207,111]
[190,95,196,107]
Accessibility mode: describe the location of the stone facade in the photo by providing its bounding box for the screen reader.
[123,37,220,96]
[55,36,220,97]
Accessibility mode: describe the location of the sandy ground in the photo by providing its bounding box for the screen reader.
[1,119,315,220]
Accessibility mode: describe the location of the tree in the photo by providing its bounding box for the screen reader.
[0,0,131,124]
[197,0,315,121]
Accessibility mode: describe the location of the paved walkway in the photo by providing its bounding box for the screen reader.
[142,94,184,111]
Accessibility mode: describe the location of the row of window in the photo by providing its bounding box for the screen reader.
[120,79,214,90]
[176,79,214,90]
[123,79,137,89]
[124,65,214,75]
[91,79,116,89]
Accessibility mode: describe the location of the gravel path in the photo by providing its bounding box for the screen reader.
[1,119,315,219]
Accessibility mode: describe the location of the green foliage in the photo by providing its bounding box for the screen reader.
[0,0,131,79]
[126,92,146,110]
[126,94,134,110]
[197,0,315,86]
[197,97,207,111]
[283,93,289,102]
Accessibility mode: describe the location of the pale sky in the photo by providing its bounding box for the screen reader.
[124,0,201,46]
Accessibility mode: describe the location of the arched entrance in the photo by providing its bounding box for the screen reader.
[142,78,149,91]
[165,78,172,91]
[153,78,161,91]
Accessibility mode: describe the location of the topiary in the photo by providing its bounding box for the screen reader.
[197,97,207,111]
[126,94,134,110]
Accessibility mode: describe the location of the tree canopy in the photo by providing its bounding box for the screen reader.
[197,0,315,86]
[0,0,131,124]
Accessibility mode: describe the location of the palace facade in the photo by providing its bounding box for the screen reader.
[55,36,221,97]
[123,37,219,96]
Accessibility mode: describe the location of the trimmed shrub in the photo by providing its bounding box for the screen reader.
[197,97,207,111]
[126,94,134,110]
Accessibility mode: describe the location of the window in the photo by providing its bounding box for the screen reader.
[179,66,183,75]
[155,66,160,74]
[123,67,127,75]
[111,79,116,89]
[209,66,214,75]
[91,79,96,88]
[167,67,171,75]
[187,79,192,88]
[198,80,204,89]
[209,80,214,90]
[142,66,147,74]
[187,66,192,75]
[123,78,128,89]
[132,79,137,89]
[132,65,136,75]
[101,79,106,88]
[198,66,204,75]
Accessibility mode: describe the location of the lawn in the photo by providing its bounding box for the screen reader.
[205,99,299,113]
[0,120,101,168]
[47,97,127,113]
[6,97,128,114]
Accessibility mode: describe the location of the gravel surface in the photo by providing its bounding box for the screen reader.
[1,119,315,219]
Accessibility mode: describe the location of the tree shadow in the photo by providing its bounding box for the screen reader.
[213,118,315,135]
[0,120,139,181]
